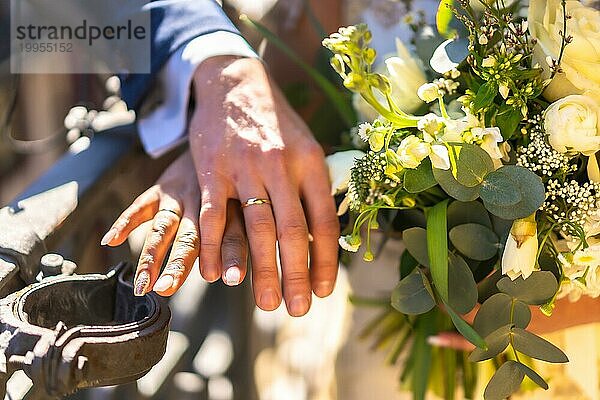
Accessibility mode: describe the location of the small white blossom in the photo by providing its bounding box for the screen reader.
[357,122,373,142]
[339,235,360,252]
[417,113,445,137]
[417,83,442,103]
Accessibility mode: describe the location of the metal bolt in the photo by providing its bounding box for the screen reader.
[40,254,64,277]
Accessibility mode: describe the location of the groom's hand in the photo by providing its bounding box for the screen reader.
[189,56,339,317]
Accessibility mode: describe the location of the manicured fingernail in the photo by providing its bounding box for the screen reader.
[134,270,150,296]
[101,228,118,246]
[289,295,309,317]
[153,275,174,292]
[259,289,280,310]
[314,281,333,297]
[223,266,241,286]
[101,229,117,246]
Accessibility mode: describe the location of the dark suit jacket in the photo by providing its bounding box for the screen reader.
[120,0,241,111]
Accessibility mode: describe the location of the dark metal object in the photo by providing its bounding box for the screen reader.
[0,124,137,288]
[40,254,64,277]
[0,262,170,398]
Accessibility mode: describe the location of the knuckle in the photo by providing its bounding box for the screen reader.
[312,217,340,237]
[176,230,200,251]
[248,216,275,235]
[200,203,226,224]
[253,266,279,282]
[264,148,286,167]
[138,252,156,267]
[278,222,308,242]
[151,217,175,237]
[200,239,221,253]
[284,270,309,286]
[164,258,187,278]
[305,142,325,161]
[222,232,246,250]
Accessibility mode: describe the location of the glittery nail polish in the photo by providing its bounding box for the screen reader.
[134,270,150,296]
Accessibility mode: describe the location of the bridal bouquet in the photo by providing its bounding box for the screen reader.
[324,0,600,398]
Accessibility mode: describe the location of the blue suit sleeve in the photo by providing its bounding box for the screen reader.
[120,0,241,111]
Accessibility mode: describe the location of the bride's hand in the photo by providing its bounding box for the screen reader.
[101,151,248,297]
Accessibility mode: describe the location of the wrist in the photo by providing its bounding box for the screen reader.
[192,56,267,99]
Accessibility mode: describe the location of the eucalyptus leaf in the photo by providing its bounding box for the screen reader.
[473,81,498,112]
[450,223,499,261]
[404,158,437,193]
[511,328,569,363]
[496,271,559,305]
[491,215,512,247]
[446,306,487,350]
[427,200,449,302]
[400,250,419,279]
[447,200,492,229]
[433,167,481,202]
[474,293,531,337]
[391,269,436,315]
[477,269,502,303]
[449,144,495,188]
[448,253,478,314]
[484,360,525,400]
[516,363,549,390]
[480,166,545,220]
[430,38,470,74]
[403,227,430,267]
[469,324,511,362]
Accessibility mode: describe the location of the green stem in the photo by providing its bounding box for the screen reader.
[535,222,556,263]
[508,300,522,363]
[361,90,420,128]
[438,97,450,119]
[550,0,569,80]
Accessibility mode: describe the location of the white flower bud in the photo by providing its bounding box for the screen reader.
[417,83,441,103]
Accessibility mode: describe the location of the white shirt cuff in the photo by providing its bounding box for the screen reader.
[138,31,258,158]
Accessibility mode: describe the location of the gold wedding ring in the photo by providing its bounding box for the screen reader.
[241,198,272,208]
[158,209,182,218]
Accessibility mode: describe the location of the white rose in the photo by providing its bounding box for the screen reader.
[529,0,600,102]
[353,39,427,121]
[545,95,600,156]
[325,150,365,195]
[396,136,430,169]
